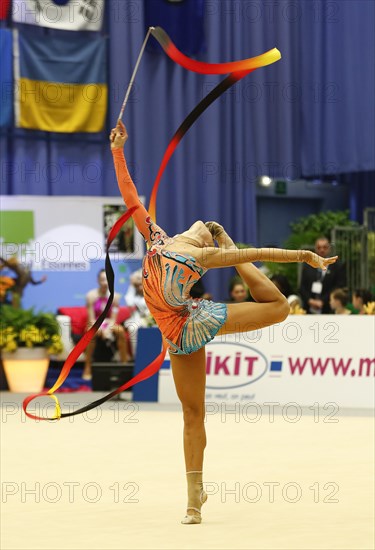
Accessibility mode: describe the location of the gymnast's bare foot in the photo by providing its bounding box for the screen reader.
[205,221,225,239]
[205,221,237,250]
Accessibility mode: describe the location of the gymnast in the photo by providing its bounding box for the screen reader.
[110,120,338,524]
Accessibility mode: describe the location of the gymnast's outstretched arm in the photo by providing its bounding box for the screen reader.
[188,242,338,271]
[110,121,153,245]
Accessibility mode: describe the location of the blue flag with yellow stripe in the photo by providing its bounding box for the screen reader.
[14,30,107,133]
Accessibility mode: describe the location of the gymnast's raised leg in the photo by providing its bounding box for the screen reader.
[206,222,290,335]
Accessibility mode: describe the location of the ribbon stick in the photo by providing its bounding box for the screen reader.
[118,26,155,121]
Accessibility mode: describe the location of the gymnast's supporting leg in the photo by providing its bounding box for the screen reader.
[170,346,208,524]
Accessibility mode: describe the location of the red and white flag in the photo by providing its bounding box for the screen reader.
[13,0,104,31]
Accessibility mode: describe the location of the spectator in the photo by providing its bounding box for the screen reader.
[82,269,128,380]
[124,269,151,358]
[228,278,248,303]
[352,289,373,314]
[270,274,293,298]
[299,236,346,313]
[330,288,351,315]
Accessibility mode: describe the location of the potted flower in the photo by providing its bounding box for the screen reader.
[0,305,63,392]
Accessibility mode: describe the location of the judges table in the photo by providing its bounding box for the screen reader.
[133,316,375,408]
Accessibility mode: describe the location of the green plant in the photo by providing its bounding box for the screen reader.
[0,305,63,354]
[288,210,357,235]
[263,210,358,292]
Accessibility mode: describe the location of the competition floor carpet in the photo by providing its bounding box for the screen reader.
[1,393,374,550]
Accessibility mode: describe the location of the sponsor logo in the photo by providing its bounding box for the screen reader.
[205,342,268,390]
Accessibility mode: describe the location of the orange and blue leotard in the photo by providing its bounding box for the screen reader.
[112,148,227,355]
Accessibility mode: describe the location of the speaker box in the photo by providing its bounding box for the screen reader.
[91,362,134,392]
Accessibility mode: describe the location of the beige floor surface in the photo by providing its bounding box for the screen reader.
[1,394,374,550]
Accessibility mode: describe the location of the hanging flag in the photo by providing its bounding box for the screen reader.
[0,0,11,19]
[0,29,13,128]
[12,0,104,31]
[14,30,107,133]
[144,0,205,56]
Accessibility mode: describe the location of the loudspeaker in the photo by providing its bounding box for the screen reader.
[91,362,134,392]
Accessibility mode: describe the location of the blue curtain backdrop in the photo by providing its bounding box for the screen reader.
[1,0,374,299]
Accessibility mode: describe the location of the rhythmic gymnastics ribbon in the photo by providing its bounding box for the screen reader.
[23,27,280,420]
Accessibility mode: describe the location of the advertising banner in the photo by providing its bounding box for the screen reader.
[158,316,375,409]
[0,195,144,310]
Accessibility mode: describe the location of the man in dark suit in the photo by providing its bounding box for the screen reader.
[299,237,346,313]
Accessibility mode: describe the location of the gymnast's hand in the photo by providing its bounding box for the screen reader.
[304,251,338,271]
[110,120,128,149]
